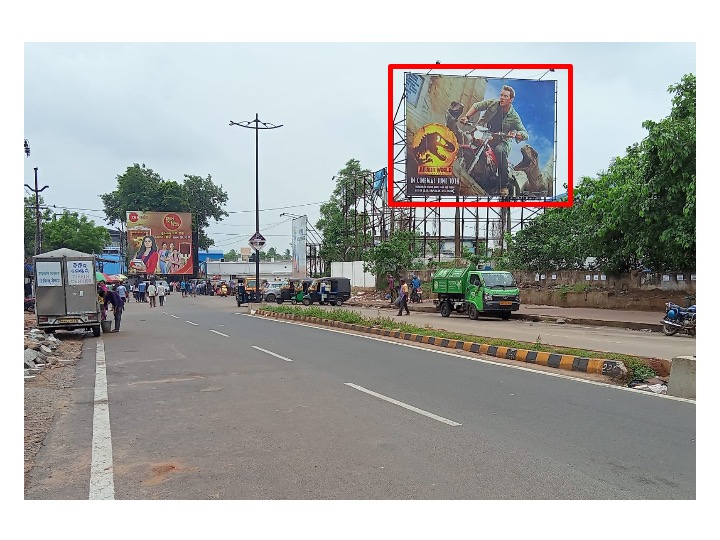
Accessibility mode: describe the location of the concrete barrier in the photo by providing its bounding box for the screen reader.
[667,356,696,399]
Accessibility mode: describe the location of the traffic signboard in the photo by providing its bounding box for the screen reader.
[248,231,266,250]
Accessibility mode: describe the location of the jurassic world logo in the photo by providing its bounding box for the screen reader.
[411,123,459,175]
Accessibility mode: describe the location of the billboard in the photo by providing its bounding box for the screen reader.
[126,211,193,276]
[291,216,307,278]
[402,70,559,202]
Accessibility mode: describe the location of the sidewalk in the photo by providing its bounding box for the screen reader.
[345,298,664,332]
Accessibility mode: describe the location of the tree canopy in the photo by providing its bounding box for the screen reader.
[315,159,372,266]
[508,73,696,273]
[101,163,229,251]
[363,230,423,278]
[24,195,54,258]
[42,211,111,255]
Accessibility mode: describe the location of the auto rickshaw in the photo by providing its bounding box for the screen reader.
[276,279,313,304]
[301,277,351,307]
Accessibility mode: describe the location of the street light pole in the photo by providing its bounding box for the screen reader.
[230,114,283,302]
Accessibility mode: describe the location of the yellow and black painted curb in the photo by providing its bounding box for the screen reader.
[255,310,628,380]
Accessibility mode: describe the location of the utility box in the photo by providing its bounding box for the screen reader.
[33,247,102,337]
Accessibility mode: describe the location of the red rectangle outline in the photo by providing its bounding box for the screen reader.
[387,63,573,208]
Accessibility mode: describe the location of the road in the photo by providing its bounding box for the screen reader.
[320,304,696,360]
[25,295,695,500]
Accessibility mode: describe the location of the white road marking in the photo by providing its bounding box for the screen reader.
[345,383,462,426]
[251,345,293,362]
[248,314,696,403]
[89,339,115,500]
[186,321,198,326]
[210,329,229,337]
[170,315,179,319]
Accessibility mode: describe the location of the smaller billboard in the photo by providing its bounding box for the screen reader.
[126,211,193,276]
[291,216,307,278]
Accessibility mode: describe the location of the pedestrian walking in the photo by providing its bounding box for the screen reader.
[103,288,125,332]
[138,280,146,302]
[116,282,128,306]
[157,281,166,307]
[147,281,157,308]
[396,278,410,316]
[388,274,397,303]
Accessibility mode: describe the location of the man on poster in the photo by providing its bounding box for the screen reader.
[458,84,528,193]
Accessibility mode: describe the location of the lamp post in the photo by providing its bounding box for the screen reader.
[230,114,283,301]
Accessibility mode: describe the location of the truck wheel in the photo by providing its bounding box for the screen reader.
[335,298,343,307]
[440,301,451,318]
[276,298,283,304]
[302,297,311,306]
[92,325,101,338]
[468,304,479,320]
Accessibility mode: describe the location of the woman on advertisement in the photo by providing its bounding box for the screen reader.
[131,235,159,274]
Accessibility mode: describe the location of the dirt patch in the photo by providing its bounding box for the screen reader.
[24,312,85,493]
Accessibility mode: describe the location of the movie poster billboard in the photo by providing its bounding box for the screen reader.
[291,216,307,278]
[405,72,556,199]
[126,211,193,275]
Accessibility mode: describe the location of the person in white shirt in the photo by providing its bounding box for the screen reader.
[157,282,166,307]
[147,281,157,308]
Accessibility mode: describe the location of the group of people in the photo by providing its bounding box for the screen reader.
[387,273,422,317]
[127,280,166,306]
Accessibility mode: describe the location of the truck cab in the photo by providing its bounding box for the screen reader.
[431,267,520,320]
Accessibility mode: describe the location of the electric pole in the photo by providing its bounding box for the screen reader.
[25,167,49,255]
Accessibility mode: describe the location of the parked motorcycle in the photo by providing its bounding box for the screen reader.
[661,301,696,336]
[24,296,35,313]
[451,119,521,198]
[410,287,422,303]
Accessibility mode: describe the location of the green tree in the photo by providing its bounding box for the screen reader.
[43,211,111,254]
[100,164,229,251]
[506,74,695,273]
[225,249,239,262]
[266,247,278,260]
[638,74,696,270]
[283,248,291,259]
[315,159,372,266]
[363,230,423,278]
[24,195,53,258]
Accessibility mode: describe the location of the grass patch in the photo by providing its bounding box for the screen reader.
[258,305,657,379]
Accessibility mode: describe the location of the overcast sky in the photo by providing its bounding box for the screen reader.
[21,42,695,254]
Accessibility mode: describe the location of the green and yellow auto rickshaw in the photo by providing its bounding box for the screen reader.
[276,279,314,304]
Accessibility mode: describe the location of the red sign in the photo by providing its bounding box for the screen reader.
[128,212,139,222]
[163,213,182,230]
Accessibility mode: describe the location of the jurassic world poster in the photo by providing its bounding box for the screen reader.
[405,72,556,199]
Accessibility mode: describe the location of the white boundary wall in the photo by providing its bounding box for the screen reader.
[330,261,376,288]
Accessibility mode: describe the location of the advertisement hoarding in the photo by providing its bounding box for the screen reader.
[126,211,194,275]
[291,216,307,278]
[388,63,572,208]
[404,72,557,199]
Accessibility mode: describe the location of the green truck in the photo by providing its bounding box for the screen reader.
[431,267,521,320]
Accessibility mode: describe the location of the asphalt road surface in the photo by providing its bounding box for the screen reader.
[25,295,696,500]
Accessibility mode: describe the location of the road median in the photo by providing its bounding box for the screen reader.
[255,307,631,381]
